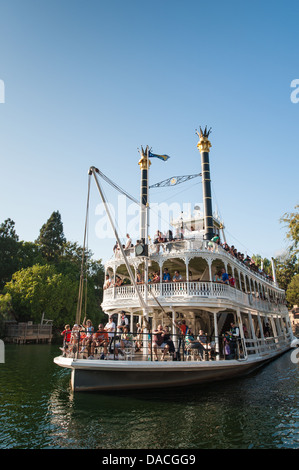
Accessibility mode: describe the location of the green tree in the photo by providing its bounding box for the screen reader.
[0,219,20,289]
[4,264,78,326]
[280,204,299,255]
[36,211,66,262]
[0,292,14,336]
[286,274,299,307]
[275,253,298,293]
[252,254,272,275]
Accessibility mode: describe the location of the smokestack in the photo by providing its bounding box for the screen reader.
[138,145,150,243]
[196,126,214,241]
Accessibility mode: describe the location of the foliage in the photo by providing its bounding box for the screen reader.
[0,213,105,328]
[0,219,20,289]
[36,210,66,262]
[0,292,14,336]
[286,274,299,307]
[4,264,78,326]
[251,254,272,275]
[275,253,298,294]
[0,220,44,290]
[280,204,299,255]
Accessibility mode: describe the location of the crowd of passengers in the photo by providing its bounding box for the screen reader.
[60,314,251,361]
[112,230,274,283]
[104,266,284,303]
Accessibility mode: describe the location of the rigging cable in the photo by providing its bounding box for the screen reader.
[76,174,91,325]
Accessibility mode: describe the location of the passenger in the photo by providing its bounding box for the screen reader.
[60,324,72,355]
[152,324,169,361]
[163,268,171,282]
[163,325,176,359]
[80,319,94,354]
[166,229,173,241]
[198,330,210,359]
[264,322,271,337]
[152,271,160,283]
[221,268,229,285]
[70,323,81,355]
[114,275,123,287]
[185,329,205,358]
[120,327,133,349]
[103,274,111,289]
[124,233,132,254]
[91,324,109,358]
[228,274,235,287]
[224,341,233,360]
[105,316,116,354]
[213,271,222,282]
[113,241,118,254]
[135,323,143,351]
[118,311,129,332]
[243,323,249,339]
[173,270,182,282]
[229,322,240,359]
[208,235,219,251]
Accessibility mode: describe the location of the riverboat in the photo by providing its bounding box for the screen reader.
[54,127,298,392]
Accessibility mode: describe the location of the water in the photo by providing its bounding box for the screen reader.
[0,344,298,449]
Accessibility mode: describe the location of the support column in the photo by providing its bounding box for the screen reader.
[248,312,257,354]
[237,307,247,359]
[186,257,190,295]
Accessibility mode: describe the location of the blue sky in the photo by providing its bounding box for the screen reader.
[0,0,298,264]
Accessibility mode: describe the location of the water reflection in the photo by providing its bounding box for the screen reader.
[0,345,298,448]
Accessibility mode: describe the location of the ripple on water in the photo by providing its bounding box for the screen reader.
[0,345,298,449]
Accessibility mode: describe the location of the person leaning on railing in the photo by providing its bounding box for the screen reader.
[185,329,205,359]
[90,324,109,359]
[152,324,169,361]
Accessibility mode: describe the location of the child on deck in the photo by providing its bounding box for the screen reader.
[60,324,72,355]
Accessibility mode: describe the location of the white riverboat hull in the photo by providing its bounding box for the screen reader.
[54,345,291,392]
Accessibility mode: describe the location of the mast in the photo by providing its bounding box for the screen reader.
[196,126,214,240]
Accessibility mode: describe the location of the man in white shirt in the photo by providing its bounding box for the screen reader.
[124,233,132,252]
[105,316,116,338]
[103,274,111,289]
[105,316,116,354]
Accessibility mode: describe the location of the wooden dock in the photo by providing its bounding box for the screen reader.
[4,322,53,344]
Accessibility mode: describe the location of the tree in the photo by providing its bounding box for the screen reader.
[275,253,298,293]
[0,219,20,289]
[251,254,272,275]
[36,211,66,262]
[0,218,19,240]
[4,264,78,326]
[280,204,299,255]
[286,274,299,307]
[0,292,14,336]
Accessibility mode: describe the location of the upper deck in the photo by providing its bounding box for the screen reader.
[102,237,286,314]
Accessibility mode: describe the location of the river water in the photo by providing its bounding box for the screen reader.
[0,344,298,449]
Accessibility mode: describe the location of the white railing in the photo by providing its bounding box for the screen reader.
[103,281,286,313]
